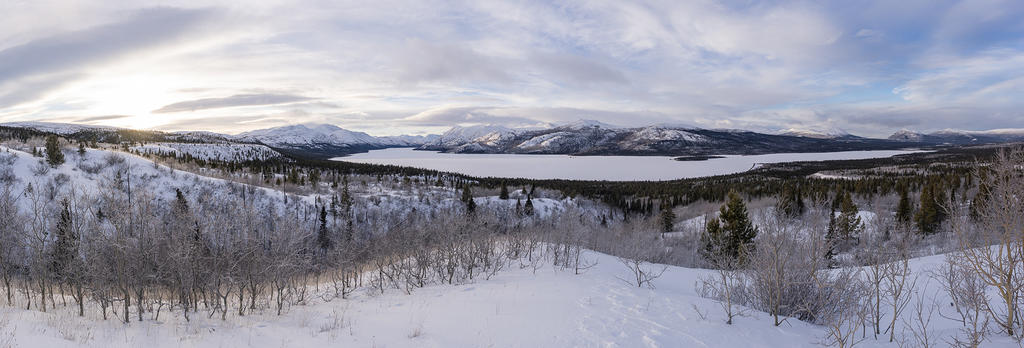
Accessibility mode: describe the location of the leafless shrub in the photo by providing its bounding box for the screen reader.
[938,253,990,347]
[698,258,746,325]
[814,268,869,348]
[900,289,938,348]
[949,148,1024,337]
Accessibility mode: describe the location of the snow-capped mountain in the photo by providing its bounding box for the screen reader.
[779,127,854,139]
[888,128,1024,144]
[237,124,439,157]
[0,121,120,135]
[420,120,911,156]
[0,121,231,144]
[0,122,439,159]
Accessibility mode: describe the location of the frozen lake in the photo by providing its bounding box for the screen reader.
[332,148,921,181]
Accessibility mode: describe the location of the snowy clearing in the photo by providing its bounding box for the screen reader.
[2,249,1021,347]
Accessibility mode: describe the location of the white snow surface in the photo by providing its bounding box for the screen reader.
[131,142,282,162]
[4,248,1022,347]
[426,124,516,148]
[0,121,119,135]
[236,124,435,148]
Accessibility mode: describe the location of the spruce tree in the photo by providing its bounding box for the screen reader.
[45,135,64,167]
[702,191,757,265]
[52,198,76,279]
[969,170,990,221]
[824,205,838,266]
[462,185,476,213]
[776,184,805,218]
[317,206,333,250]
[834,191,863,245]
[895,185,913,226]
[499,183,509,200]
[524,196,534,216]
[915,180,947,234]
[659,203,676,233]
[700,216,726,263]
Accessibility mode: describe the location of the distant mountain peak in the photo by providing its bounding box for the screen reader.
[780,127,852,139]
[888,128,1024,144]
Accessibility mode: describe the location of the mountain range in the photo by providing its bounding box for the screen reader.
[2,121,1023,159]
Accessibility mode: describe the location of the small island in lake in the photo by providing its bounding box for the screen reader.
[672,155,726,161]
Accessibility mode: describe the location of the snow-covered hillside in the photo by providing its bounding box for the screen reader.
[2,249,1019,347]
[888,128,1024,144]
[0,121,120,135]
[237,124,437,148]
[131,143,283,162]
[234,123,439,157]
[419,119,912,156]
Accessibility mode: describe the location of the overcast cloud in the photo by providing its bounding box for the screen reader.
[1,0,1022,137]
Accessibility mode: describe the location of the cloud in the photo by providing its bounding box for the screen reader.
[71,114,133,123]
[0,6,218,108]
[3,1,1024,136]
[153,93,317,113]
[395,40,512,84]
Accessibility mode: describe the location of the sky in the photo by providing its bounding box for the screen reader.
[1,0,1023,137]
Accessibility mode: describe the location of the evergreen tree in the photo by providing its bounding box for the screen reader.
[499,183,509,200]
[515,198,523,216]
[824,205,838,265]
[700,216,726,262]
[77,142,86,156]
[834,191,863,245]
[462,185,476,213]
[317,206,333,250]
[524,196,535,216]
[51,198,77,278]
[45,135,65,167]
[775,183,805,218]
[659,203,676,233]
[969,170,990,221]
[915,180,947,234]
[895,185,913,226]
[701,191,757,265]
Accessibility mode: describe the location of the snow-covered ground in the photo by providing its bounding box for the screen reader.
[131,143,282,162]
[2,249,1020,347]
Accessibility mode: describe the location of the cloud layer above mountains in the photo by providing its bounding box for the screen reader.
[1,0,1022,136]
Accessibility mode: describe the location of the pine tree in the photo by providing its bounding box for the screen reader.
[915,180,947,234]
[659,203,676,233]
[776,184,805,218]
[969,170,990,221]
[895,185,913,226]
[702,191,757,265]
[825,205,838,266]
[317,206,333,250]
[700,216,726,262]
[45,135,64,167]
[462,185,476,213]
[51,198,76,278]
[834,191,863,245]
[499,183,509,200]
[77,142,86,156]
[524,196,534,216]
[515,198,523,216]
